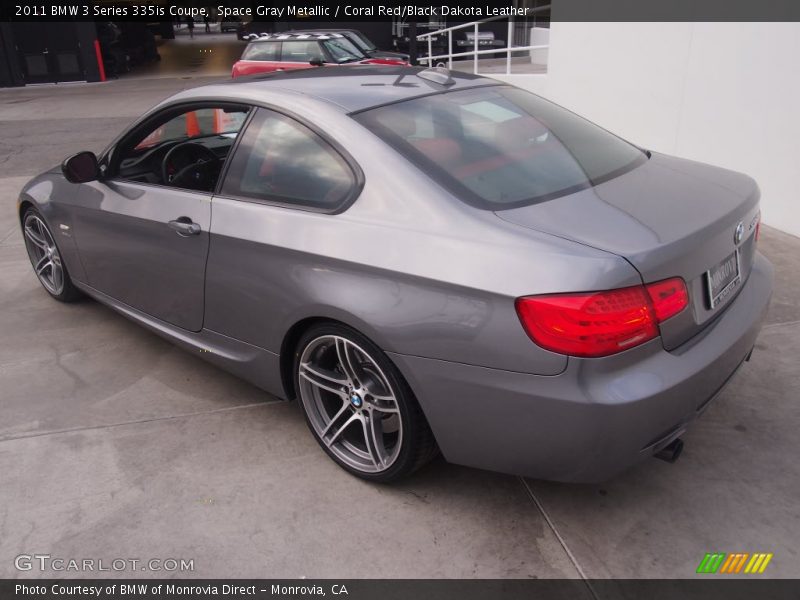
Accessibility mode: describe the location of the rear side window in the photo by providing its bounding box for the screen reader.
[354,86,647,209]
[281,41,322,62]
[221,108,356,210]
[242,42,280,61]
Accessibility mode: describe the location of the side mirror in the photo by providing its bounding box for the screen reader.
[309,56,325,67]
[62,151,99,184]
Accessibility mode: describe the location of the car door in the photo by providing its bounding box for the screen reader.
[72,103,249,332]
[203,107,361,349]
[233,40,284,77]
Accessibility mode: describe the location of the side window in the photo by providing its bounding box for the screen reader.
[133,108,247,151]
[114,104,250,191]
[220,109,356,210]
[241,41,280,62]
[281,41,323,62]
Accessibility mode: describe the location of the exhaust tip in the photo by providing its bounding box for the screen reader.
[654,438,684,463]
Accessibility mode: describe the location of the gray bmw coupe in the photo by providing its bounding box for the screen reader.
[18,66,773,482]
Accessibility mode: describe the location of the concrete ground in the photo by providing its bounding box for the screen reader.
[0,73,799,582]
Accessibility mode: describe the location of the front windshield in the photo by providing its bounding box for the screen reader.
[346,31,377,52]
[322,37,366,63]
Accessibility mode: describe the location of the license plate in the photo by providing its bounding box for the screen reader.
[706,250,741,309]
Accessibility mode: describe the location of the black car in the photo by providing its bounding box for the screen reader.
[394,25,506,65]
[393,33,446,65]
[455,31,505,51]
[221,16,242,33]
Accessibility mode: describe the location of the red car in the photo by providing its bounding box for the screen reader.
[232,32,408,78]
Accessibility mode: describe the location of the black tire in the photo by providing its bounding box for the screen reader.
[293,322,438,483]
[22,207,83,303]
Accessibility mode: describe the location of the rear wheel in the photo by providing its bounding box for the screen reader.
[22,208,82,302]
[293,323,437,482]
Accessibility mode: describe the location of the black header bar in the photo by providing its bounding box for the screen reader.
[3,0,800,22]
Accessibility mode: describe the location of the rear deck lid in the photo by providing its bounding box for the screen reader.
[496,152,761,349]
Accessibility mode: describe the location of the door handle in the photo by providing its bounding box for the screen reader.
[168,217,201,236]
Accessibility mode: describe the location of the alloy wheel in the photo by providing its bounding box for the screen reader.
[23,214,65,296]
[298,335,403,474]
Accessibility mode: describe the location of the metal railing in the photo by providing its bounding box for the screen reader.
[416,5,550,75]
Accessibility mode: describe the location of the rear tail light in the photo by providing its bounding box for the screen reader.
[515,278,688,358]
[646,277,689,322]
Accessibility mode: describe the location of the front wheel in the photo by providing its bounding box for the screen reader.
[22,208,82,302]
[294,323,437,482]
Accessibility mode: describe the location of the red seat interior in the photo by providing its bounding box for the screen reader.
[411,138,462,167]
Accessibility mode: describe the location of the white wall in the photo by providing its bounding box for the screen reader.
[492,23,800,238]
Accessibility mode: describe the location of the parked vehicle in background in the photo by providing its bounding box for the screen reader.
[220,16,242,33]
[96,21,130,77]
[119,23,160,66]
[455,30,505,53]
[231,32,407,78]
[392,18,448,65]
[236,20,265,40]
[393,19,507,65]
[95,22,161,78]
[289,29,409,62]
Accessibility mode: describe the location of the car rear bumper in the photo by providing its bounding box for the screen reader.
[388,252,774,483]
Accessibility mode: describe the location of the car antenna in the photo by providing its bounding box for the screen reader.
[416,66,456,87]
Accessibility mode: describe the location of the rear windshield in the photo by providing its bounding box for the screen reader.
[354,86,647,209]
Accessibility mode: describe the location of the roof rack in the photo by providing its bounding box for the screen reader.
[416,66,456,86]
[246,32,344,42]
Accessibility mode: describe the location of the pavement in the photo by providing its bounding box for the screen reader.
[1,70,799,582]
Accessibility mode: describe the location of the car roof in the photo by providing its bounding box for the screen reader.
[287,28,361,35]
[218,66,498,113]
[245,32,346,43]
